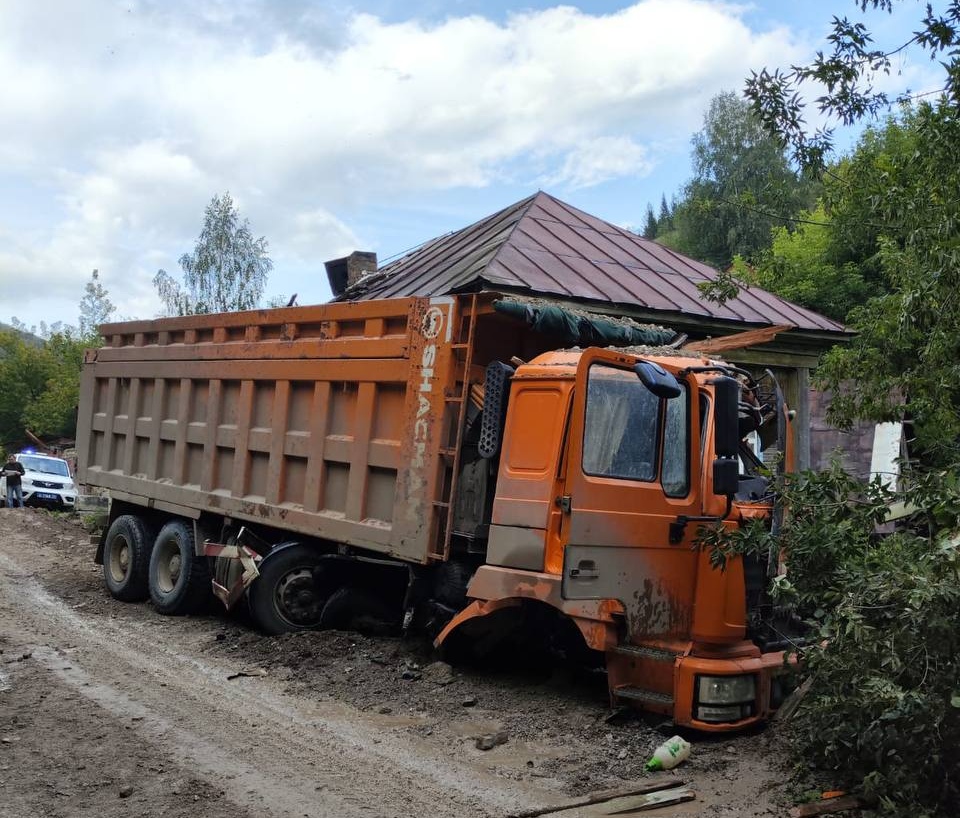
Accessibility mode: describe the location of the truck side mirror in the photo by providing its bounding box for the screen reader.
[712,458,739,496]
[634,360,681,399]
[712,376,740,458]
[478,361,515,459]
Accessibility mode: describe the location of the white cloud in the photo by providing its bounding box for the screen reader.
[547,136,653,189]
[0,1,824,325]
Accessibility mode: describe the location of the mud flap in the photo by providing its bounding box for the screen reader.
[202,542,262,610]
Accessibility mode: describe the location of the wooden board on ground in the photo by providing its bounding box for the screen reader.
[511,780,688,817]
[788,794,865,817]
[602,786,695,814]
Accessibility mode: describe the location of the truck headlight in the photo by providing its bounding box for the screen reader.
[697,674,756,705]
[695,674,757,723]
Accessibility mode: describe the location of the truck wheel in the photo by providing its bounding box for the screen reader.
[319,586,401,635]
[248,545,327,635]
[434,561,475,610]
[103,515,155,602]
[148,520,211,615]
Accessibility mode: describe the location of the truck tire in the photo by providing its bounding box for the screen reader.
[102,515,155,602]
[434,561,475,610]
[319,586,401,634]
[248,545,327,635]
[148,519,211,615]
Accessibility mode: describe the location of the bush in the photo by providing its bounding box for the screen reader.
[700,463,960,816]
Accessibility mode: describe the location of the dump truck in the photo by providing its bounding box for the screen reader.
[77,293,795,732]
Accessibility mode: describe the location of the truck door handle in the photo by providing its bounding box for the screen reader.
[556,495,572,513]
[569,559,598,579]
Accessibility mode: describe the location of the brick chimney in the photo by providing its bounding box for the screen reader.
[324,251,377,297]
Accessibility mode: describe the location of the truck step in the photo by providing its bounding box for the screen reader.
[612,686,674,707]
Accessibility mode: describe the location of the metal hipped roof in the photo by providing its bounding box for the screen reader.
[339,191,844,334]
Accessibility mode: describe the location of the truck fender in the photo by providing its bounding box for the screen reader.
[435,597,616,656]
[433,597,522,649]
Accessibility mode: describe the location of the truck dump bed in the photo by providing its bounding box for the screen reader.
[77,297,465,564]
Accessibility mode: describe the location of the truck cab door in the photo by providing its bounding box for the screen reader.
[559,348,702,641]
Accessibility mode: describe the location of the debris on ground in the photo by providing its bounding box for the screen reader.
[787,794,866,817]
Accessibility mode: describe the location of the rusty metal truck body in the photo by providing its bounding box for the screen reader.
[78,293,793,731]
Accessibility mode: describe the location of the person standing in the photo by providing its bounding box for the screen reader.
[3,455,24,508]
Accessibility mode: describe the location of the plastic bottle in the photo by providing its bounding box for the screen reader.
[645,735,691,771]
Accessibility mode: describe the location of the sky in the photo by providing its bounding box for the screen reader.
[0,0,936,331]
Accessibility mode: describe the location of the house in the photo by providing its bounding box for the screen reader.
[327,191,852,472]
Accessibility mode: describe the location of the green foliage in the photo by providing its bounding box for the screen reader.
[816,102,960,462]
[700,464,960,815]
[641,204,657,240]
[154,192,273,316]
[745,1,960,171]
[657,92,813,268]
[735,205,870,321]
[0,330,86,447]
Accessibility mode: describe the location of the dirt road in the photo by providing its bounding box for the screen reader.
[0,510,790,817]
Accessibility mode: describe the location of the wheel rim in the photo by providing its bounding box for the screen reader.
[155,538,183,593]
[274,567,324,628]
[108,535,130,583]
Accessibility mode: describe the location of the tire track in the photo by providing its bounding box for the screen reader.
[0,547,563,818]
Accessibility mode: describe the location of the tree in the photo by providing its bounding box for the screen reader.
[0,329,84,447]
[744,4,960,459]
[641,204,658,239]
[734,204,869,321]
[746,1,960,171]
[658,194,672,230]
[729,6,960,815]
[154,192,273,316]
[78,269,115,339]
[668,92,813,268]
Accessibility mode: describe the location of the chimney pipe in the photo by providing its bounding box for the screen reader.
[324,251,377,297]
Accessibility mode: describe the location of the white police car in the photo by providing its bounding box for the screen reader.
[0,452,77,509]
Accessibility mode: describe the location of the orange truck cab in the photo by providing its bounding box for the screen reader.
[436,346,794,731]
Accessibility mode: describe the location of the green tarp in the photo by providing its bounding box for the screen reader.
[493,300,675,348]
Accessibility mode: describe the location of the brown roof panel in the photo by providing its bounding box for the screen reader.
[340,191,845,334]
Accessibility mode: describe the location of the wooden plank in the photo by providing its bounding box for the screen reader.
[796,366,811,472]
[775,676,814,723]
[509,781,686,818]
[788,795,865,818]
[603,787,694,814]
[683,324,792,353]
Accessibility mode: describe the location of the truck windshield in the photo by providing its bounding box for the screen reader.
[18,456,70,477]
[583,364,660,481]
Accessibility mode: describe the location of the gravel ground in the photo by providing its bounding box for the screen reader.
[0,508,797,817]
